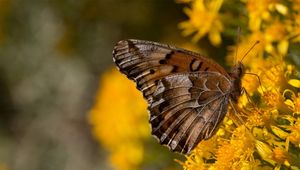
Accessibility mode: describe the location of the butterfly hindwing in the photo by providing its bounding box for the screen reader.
[149,72,232,154]
[113,39,229,103]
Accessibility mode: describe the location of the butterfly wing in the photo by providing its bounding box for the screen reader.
[112,39,230,103]
[113,39,233,154]
[150,72,232,154]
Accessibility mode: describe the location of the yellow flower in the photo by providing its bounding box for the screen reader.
[214,141,236,169]
[290,13,300,42]
[241,73,260,95]
[179,0,224,46]
[284,91,300,115]
[179,0,300,169]
[271,147,289,164]
[227,24,289,61]
[89,68,149,170]
[264,21,289,55]
[292,0,300,11]
[214,126,255,169]
[288,79,300,88]
[271,125,289,140]
[179,136,218,170]
[288,119,300,146]
[292,94,300,115]
[262,89,284,110]
[259,58,286,91]
[226,31,265,68]
[255,140,276,165]
[246,109,272,128]
[181,45,300,169]
[246,0,287,31]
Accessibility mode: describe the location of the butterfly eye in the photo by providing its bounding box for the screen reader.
[238,63,245,75]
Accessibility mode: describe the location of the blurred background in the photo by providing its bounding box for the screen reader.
[3,0,300,170]
[0,0,197,170]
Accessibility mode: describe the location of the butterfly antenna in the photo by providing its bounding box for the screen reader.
[240,40,260,62]
[234,27,241,65]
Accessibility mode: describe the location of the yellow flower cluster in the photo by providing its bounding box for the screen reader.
[181,57,300,170]
[90,1,300,169]
[179,0,224,46]
[179,0,300,169]
[88,69,150,170]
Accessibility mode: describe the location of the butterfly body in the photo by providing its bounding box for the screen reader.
[112,39,244,154]
[229,62,244,103]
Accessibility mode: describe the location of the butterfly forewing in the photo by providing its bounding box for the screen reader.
[112,39,235,154]
[113,39,230,103]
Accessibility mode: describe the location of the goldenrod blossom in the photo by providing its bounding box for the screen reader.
[246,0,287,31]
[179,0,224,46]
[179,0,300,169]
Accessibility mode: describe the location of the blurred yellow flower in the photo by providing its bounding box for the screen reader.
[292,0,300,11]
[284,90,300,115]
[226,32,265,67]
[246,0,287,31]
[179,0,224,46]
[287,118,300,146]
[264,21,289,55]
[89,68,150,170]
[271,147,289,164]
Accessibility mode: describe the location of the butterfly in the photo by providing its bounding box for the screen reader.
[112,39,245,154]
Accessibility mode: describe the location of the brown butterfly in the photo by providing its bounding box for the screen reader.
[112,39,246,154]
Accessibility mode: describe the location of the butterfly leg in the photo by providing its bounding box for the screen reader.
[229,100,253,139]
[228,100,245,126]
[241,87,262,113]
[244,72,265,94]
[228,99,251,133]
[241,87,253,105]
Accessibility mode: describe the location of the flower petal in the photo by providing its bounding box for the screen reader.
[288,79,300,88]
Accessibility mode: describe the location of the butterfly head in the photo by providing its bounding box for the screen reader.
[231,61,244,79]
[230,40,260,79]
